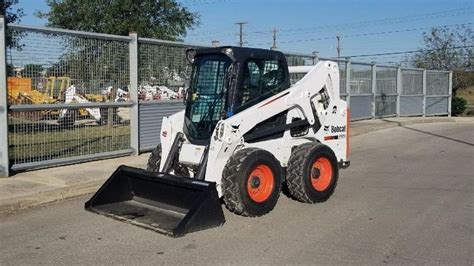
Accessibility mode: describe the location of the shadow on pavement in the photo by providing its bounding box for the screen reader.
[381,119,474,147]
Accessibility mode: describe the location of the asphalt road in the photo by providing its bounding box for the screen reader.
[1,122,473,265]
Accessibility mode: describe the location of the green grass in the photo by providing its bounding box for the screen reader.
[456,86,474,116]
[462,106,474,116]
[9,123,130,164]
[457,86,474,105]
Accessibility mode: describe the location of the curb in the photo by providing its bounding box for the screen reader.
[1,117,472,214]
[0,180,103,214]
[350,117,458,137]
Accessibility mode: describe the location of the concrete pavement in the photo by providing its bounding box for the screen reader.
[0,116,470,214]
[0,154,149,214]
[0,122,472,264]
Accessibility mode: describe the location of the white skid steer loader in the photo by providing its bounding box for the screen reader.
[85,47,350,237]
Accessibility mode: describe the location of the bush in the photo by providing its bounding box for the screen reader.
[451,96,467,115]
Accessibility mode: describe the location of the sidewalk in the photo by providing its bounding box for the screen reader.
[0,116,471,214]
[350,116,471,136]
[0,154,149,214]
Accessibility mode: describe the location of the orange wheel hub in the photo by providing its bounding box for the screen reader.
[247,164,274,203]
[310,157,333,191]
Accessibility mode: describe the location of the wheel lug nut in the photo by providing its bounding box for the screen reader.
[311,168,321,179]
[251,176,260,188]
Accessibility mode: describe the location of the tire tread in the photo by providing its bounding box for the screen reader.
[222,148,281,217]
[287,142,338,203]
[147,144,162,173]
[286,143,315,203]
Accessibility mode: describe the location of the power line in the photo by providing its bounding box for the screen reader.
[376,56,474,65]
[180,0,228,6]
[248,8,473,36]
[185,7,472,40]
[248,22,473,46]
[345,45,474,58]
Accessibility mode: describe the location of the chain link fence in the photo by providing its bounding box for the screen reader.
[7,29,130,102]
[8,104,130,169]
[349,63,373,119]
[337,60,347,99]
[401,69,424,115]
[3,23,133,172]
[285,53,316,86]
[426,71,450,115]
[375,66,397,117]
[137,39,195,151]
[0,19,452,176]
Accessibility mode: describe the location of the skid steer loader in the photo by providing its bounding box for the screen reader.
[86,47,350,237]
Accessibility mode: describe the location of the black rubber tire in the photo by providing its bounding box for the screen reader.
[286,142,339,203]
[146,144,189,176]
[222,148,283,217]
[147,144,162,173]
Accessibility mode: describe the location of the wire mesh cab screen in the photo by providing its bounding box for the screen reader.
[184,54,231,140]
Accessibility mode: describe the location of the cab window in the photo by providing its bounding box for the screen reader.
[235,59,286,113]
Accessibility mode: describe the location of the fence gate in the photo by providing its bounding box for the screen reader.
[426,71,451,115]
[3,21,134,174]
[375,66,397,117]
[0,18,453,176]
[349,63,373,120]
[400,69,424,116]
[136,38,194,152]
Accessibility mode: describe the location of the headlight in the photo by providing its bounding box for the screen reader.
[222,48,233,56]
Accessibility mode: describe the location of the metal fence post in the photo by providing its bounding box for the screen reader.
[129,32,139,155]
[396,66,402,117]
[422,70,427,117]
[345,58,351,110]
[371,63,377,118]
[0,17,9,177]
[448,71,453,117]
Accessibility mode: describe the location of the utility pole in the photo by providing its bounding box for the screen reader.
[270,28,278,50]
[235,21,247,47]
[336,35,342,58]
[312,50,319,64]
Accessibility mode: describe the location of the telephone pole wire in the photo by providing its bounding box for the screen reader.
[236,21,247,47]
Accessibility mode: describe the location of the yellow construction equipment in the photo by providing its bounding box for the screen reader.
[45,76,71,99]
[8,77,55,104]
[7,77,32,99]
[8,76,117,125]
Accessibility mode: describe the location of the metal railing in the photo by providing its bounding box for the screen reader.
[2,19,135,175]
[8,103,132,170]
[286,55,451,120]
[0,18,452,176]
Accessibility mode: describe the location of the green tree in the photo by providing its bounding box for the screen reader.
[21,64,44,78]
[412,25,473,93]
[37,0,199,40]
[1,0,24,49]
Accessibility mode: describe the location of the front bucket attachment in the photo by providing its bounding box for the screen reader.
[85,165,225,237]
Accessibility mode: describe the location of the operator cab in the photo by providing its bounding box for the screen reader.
[184,46,290,144]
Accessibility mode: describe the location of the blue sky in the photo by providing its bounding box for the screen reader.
[13,0,474,64]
